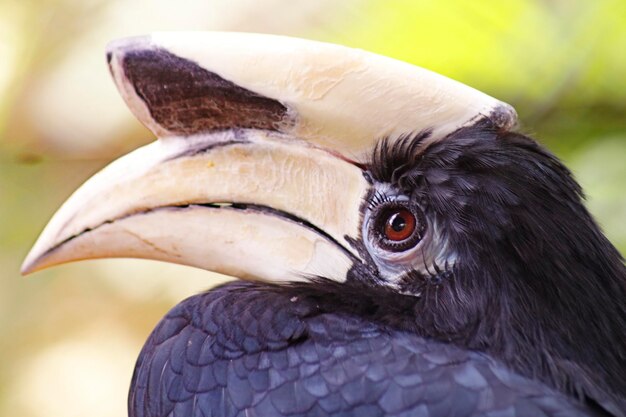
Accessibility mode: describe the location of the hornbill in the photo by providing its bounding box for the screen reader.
[22,33,625,417]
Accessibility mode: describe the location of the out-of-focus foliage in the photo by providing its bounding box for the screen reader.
[336,0,626,110]
[0,1,623,416]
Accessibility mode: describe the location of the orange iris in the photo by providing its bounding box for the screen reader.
[383,208,416,241]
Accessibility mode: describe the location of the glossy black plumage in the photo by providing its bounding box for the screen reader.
[368,123,626,410]
[130,281,601,417]
[130,123,626,416]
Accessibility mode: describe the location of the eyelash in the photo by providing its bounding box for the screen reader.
[368,189,393,211]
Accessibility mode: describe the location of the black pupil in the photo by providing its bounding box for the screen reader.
[390,213,406,232]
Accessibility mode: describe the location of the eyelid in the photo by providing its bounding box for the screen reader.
[367,189,393,211]
[362,183,422,257]
[367,189,410,212]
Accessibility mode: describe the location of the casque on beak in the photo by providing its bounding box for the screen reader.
[22,32,515,283]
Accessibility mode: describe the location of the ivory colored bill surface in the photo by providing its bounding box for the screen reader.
[21,130,368,283]
[107,32,517,158]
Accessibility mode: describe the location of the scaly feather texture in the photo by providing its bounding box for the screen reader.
[129,281,604,417]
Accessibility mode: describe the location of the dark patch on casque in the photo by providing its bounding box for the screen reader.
[121,48,291,135]
[106,51,112,64]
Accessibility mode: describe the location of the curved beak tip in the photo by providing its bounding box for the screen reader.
[20,248,44,276]
[20,259,37,276]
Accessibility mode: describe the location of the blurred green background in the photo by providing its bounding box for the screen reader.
[1,1,624,416]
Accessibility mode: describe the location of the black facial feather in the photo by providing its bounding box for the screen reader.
[370,128,433,184]
[349,120,626,413]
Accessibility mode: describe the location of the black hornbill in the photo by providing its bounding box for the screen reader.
[22,33,625,417]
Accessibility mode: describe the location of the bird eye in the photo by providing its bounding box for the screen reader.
[371,203,425,252]
[384,209,415,241]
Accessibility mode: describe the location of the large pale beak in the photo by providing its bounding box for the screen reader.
[22,32,517,283]
[22,130,370,283]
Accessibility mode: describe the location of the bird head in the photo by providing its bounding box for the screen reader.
[22,32,625,409]
[22,32,519,286]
